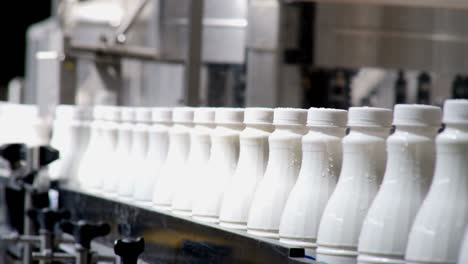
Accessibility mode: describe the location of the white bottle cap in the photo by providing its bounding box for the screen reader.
[347,107,392,127]
[152,107,172,123]
[244,107,274,125]
[307,108,347,127]
[75,106,93,121]
[173,107,194,123]
[273,108,307,126]
[194,107,215,124]
[120,107,135,122]
[55,105,75,120]
[393,104,442,127]
[135,107,152,123]
[103,106,121,122]
[215,108,244,125]
[443,99,468,125]
[92,105,107,120]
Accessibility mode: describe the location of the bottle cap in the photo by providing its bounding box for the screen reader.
[120,107,136,122]
[173,107,194,123]
[134,107,152,123]
[92,105,107,120]
[55,105,75,121]
[393,104,441,127]
[215,108,244,125]
[194,107,215,124]
[152,107,172,123]
[273,108,307,126]
[307,108,347,127]
[75,106,93,121]
[244,108,274,125]
[443,99,468,125]
[347,107,392,127]
[103,106,121,122]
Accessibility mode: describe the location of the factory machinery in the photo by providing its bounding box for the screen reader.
[0,0,468,263]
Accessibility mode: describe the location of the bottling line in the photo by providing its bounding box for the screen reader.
[0,0,467,264]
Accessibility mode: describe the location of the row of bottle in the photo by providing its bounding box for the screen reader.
[49,100,468,264]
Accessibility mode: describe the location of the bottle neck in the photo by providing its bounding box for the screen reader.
[444,123,468,132]
[246,123,274,132]
[394,125,440,136]
[308,126,346,137]
[349,126,390,135]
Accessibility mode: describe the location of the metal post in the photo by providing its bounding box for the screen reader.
[22,192,33,264]
[184,0,204,106]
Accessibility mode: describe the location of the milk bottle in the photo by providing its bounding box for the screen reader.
[219,108,274,229]
[133,108,172,205]
[405,99,468,264]
[192,108,244,223]
[77,105,107,190]
[279,108,347,255]
[152,107,194,210]
[357,104,441,264]
[109,107,135,197]
[316,107,392,264]
[247,108,307,238]
[88,106,119,191]
[49,105,75,181]
[172,107,215,216]
[118,107,151,200]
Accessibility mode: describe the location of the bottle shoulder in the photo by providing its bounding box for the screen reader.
[302,131,343,143]
[388,130,436,144]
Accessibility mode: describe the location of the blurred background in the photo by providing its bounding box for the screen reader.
[2,0,468,117]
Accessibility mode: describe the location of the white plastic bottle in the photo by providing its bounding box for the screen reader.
[247,108,308,238]
[458,228,468,264]
[77,105,107,190]
[67,106,93,187]
[88,106,120,192]
[316,107,392,264]
[118,107,152,200]
[49,105,75,181]
[133,108,172,206]
[405,99,468,264]
[192,108,245,223]
[219,107,274,229]
[279,108,347,254]
[106,107,135,197]
[152,107,194,210]
[357,105,441,264]
[172,107,215,216]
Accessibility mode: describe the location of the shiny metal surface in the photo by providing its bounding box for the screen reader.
[285,0,468,10]
[314,3,468,74]
[58,189,313,264]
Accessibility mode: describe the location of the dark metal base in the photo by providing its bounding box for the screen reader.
[59,188,314,264]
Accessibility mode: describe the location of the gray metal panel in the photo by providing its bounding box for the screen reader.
[246,50,279,107]
[314,3,468,74]
[160,0,247,64]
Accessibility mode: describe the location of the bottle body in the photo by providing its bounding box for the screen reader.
[108,123,133,197]
[317,128,389,264]
[172,125,213,215]
[358,128,438,264]
[49,119,75,181]
[405,127,468,264]
[219,126,272,229]
[279,128,344,254]
[152,124,192,210]
[192,126,241,223]
[133,124,170,204]
[68,119,91,186]
[118,124,149,199]
[88,121,118,191]
[247,127,305,238]
[77,121,105,190]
